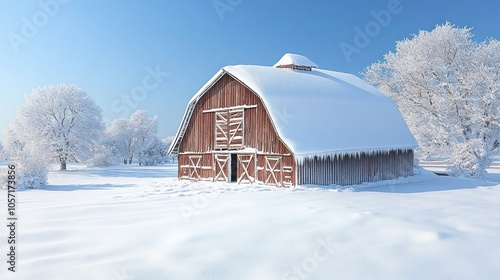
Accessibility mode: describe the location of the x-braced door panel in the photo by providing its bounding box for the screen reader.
[265,156,283,187]
[228,110,244,149]
[213,154,230,182]
[215,109,244,150]
[188,155,202,181]
[237,154,255,184]
[215,111,228,149]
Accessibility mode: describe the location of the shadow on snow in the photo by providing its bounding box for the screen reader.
[356,171,500,194]
[52,163,177,179]
[299,170,500,194]
[41,183,137,192]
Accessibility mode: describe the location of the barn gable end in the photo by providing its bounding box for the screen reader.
[176,74,295,186]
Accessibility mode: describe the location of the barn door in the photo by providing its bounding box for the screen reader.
[265,156,283,186]
[215,109,244,150]
[188,155,202,181]
[213,154,230,182]
[237,154,255,184]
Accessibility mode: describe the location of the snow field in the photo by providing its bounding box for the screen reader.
[1,164,500,279]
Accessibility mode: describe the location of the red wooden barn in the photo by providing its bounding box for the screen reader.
[168,54,417,187]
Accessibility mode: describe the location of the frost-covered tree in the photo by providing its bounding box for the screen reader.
[130,110,158,166]
[107,118,136,164]
[162,136,174,147]
[0,143,4,160]
[8,84,104,170]
[2,124,25,159]
[141,136,169,166]
[163,136,175,162]
[107,110,159,165]
[364,22,500,178]
[87,144,117,167]
[85,131,118,167]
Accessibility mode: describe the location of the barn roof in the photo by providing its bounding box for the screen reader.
[168,55,418,156]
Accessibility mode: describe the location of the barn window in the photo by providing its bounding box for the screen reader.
[214,108,244,150]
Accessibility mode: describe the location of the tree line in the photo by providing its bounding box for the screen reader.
[1,84,173,188]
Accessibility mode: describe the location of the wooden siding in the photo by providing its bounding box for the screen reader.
[296,150,414,186]
[178,74,296,186]
[178,153,214,181]
[256,154,294,187]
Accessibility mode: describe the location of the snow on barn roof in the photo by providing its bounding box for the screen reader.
[273,53,318,68]
[169,55,417,156]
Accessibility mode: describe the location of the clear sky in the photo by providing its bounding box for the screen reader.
[1,0,499,139]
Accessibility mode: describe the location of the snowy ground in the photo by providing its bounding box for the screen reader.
[1,163,500,280]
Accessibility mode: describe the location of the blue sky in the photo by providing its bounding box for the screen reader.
[1,0,499,139]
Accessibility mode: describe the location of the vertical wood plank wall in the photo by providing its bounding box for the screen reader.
[296,149,414,186]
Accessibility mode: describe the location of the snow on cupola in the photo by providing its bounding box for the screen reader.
[273,53,318,71]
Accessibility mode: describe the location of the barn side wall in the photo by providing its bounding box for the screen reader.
[178,74,295,186]
[296,149,414,186]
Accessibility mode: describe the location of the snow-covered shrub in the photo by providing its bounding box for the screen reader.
[19,159,48,189]
[0,143,5,161]
[87,146,117,167]
[0,166,7,188]
[1,157,48,189]
[141,137,169,166]
[450,141,491,179]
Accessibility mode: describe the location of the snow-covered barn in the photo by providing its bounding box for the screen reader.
[168,53,418,187]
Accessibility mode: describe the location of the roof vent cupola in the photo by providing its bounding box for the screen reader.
[273,53,318,71]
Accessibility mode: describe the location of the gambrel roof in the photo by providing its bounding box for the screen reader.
[169,55,418,156]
